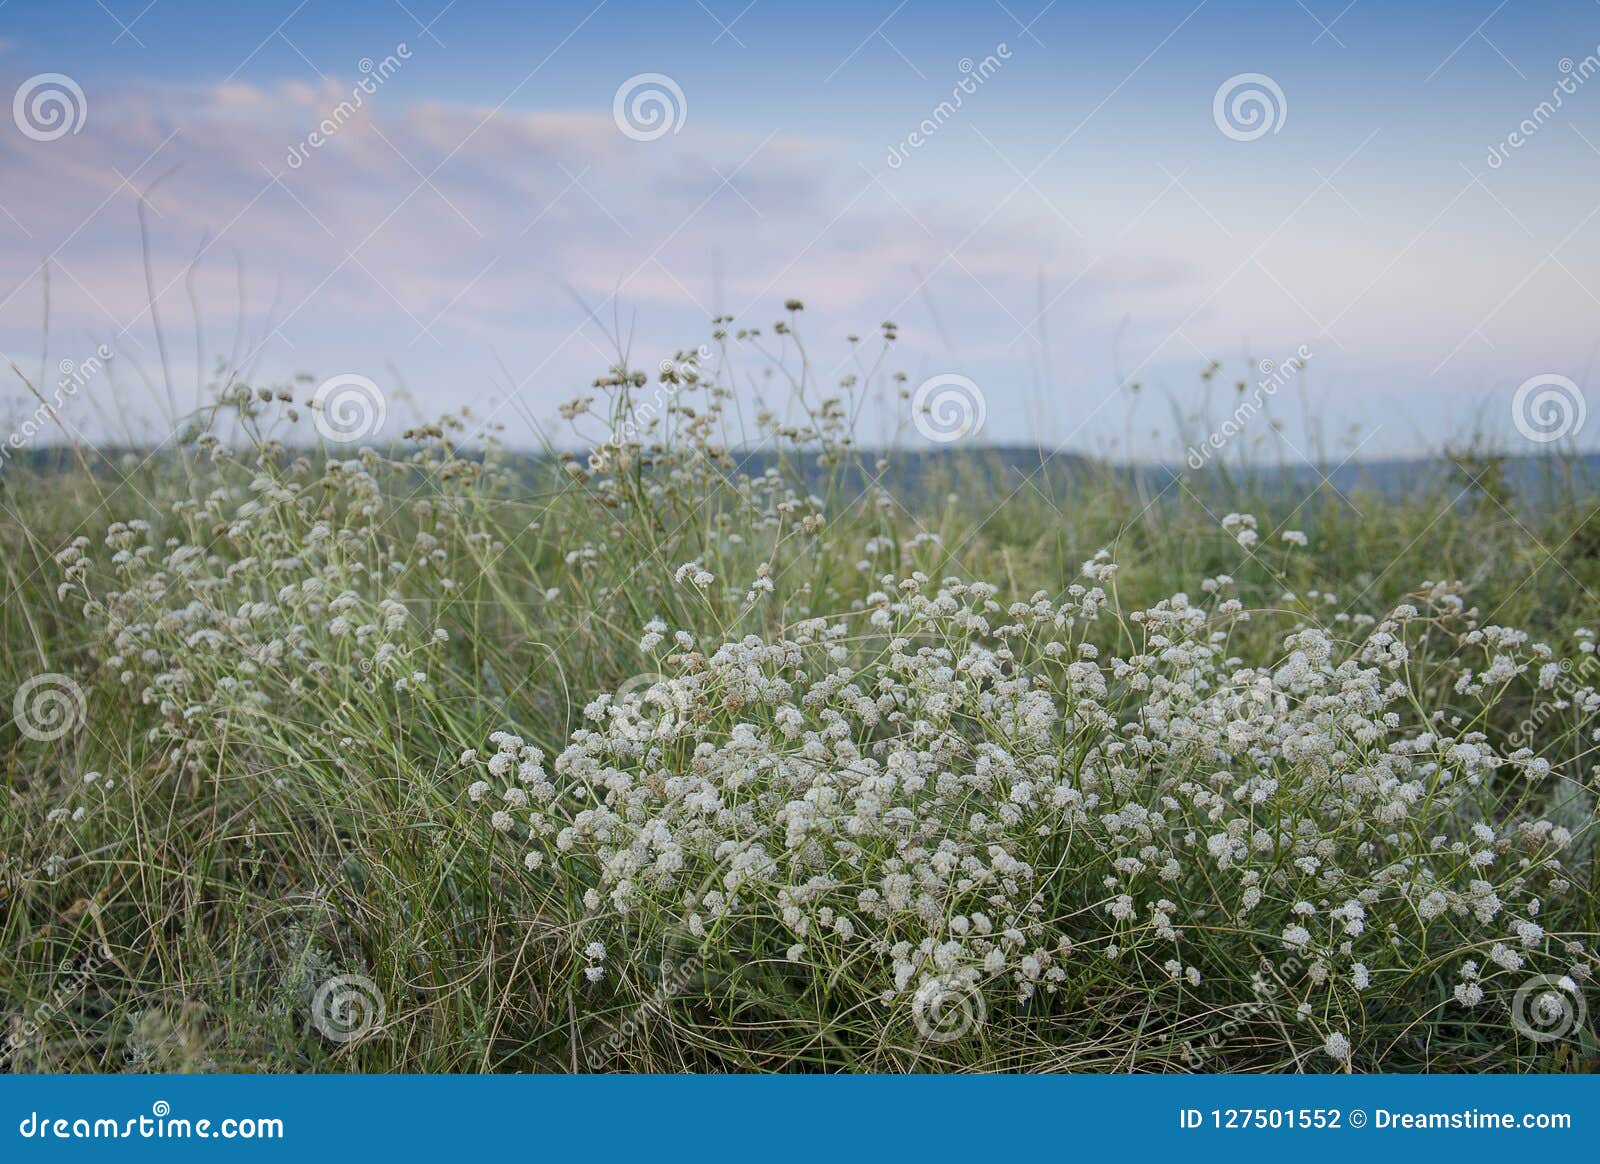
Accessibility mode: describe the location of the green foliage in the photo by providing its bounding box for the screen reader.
[1,321,1596,1073]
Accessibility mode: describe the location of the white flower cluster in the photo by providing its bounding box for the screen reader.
[54,457,456,780]
[461,557,1594,1057]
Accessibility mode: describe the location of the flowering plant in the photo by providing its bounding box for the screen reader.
[462,549,1593,1067]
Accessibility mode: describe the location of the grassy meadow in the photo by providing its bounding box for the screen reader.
[2,317,1598,1073]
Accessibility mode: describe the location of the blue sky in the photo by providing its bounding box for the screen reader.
[2,0,1599,458]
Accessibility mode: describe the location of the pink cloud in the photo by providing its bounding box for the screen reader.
[0,74,1209,448]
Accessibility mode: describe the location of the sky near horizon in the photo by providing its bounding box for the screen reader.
[2,0,1599,460]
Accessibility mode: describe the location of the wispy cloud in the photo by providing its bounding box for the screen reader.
[0,75,1197,444]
